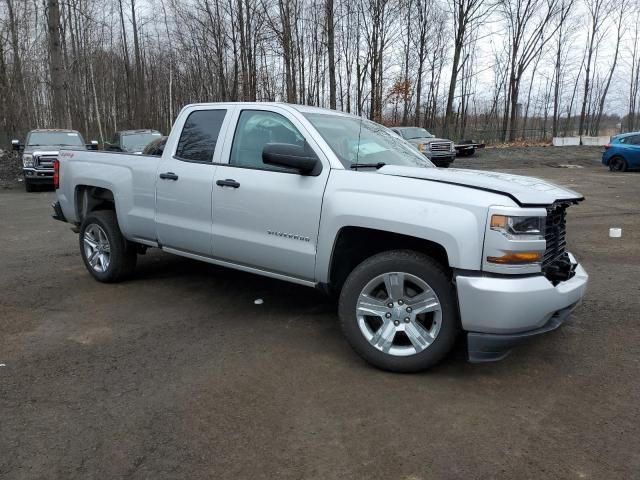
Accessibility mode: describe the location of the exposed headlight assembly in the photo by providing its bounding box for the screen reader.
[483,209,547,273]
[23,154,34,168]
[490,215,545,240]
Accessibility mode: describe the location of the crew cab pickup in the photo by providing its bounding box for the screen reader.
[53,103,588,372]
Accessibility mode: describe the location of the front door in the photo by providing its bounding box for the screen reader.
[155,108,229,255]
[211,107,330,281]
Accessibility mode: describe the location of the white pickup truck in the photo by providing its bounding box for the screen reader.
[53,102,588,372]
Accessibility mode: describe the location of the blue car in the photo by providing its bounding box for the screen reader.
[602,132,640,172]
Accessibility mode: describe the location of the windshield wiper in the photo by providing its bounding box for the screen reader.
[350,162,386,170]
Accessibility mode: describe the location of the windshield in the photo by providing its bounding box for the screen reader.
[121,132,162,152]
[304,113,433,168]
[27,131,85,147]
[398,127,433,140]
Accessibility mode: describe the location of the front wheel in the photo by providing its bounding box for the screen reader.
[338,250,459,372]
[79,210,137,283]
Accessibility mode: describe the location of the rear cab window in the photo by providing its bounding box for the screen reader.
[175,109,227,162]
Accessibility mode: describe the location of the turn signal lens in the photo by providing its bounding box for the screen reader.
[490,215,507,229]
[487,252,543,264]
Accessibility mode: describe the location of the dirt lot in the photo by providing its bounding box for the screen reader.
[1,146,639,479]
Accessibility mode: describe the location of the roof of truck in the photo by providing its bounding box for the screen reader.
[117,129,162,135]
[29,128,79,133]
[182,102,356,118]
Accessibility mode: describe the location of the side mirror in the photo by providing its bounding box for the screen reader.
[11,139,22,152]
[262,143,321,175]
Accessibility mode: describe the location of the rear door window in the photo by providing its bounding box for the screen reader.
[175,110,227,162]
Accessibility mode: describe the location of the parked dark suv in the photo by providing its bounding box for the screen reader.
[105,129,163,154]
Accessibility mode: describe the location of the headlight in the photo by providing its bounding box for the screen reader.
[484,209,547,272]
[23,154,34,168]
[417,143,427,152]
[490,215,545,240]
[450,143,455,152]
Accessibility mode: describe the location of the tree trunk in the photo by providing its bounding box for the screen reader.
[444,3,465,137]
[47,0,68,128]
[326,0,336,109]
[130,0,146,125]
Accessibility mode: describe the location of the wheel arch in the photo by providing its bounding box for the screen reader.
[75,185,116,223]
[325,226,450,293]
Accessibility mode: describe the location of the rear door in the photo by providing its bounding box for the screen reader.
[210,106,330,281]
[155,106,232,255]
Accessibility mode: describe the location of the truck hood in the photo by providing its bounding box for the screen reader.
[23,145,87,155]
[377,165,583,206]
[406,137,450,144]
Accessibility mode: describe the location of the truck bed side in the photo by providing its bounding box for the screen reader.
[57,150,160,242]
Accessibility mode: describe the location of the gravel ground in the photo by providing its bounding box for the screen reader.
[1,146,639,479]
[0,151,22,189]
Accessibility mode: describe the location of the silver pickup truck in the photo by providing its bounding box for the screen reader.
[52,102,588,372]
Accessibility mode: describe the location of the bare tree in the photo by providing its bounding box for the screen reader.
[577,0,613,136]
[628,11,640,131]
[592,0,627,134]
[444,0,491,136]
[47,0,68,127]
[326,0,336,109]
[500,0,563,142]
[551,0,575,137]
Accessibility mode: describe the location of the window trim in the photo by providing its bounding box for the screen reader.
[224,108,323,176]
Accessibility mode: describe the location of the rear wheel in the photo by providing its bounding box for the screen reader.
[338,250,459,372]
[609,156,627,172]
[79,210,137,282]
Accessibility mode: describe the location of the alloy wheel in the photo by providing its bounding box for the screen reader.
[83,224,111,273]
[355,272,442,357]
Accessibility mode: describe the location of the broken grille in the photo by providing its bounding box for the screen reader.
[543,203,568,267]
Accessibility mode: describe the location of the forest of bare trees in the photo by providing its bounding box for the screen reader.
[1,0,639,145]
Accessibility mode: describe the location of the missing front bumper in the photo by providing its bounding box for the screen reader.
[467,303,576,362]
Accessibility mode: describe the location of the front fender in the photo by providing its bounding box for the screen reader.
[314,170,516,283]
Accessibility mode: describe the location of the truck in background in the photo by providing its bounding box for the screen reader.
[12,129,97,192]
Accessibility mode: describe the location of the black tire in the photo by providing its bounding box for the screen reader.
[79,210,137,283]
[609,156,627,172]
[338,250,459,373]
[24,180,36,192]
